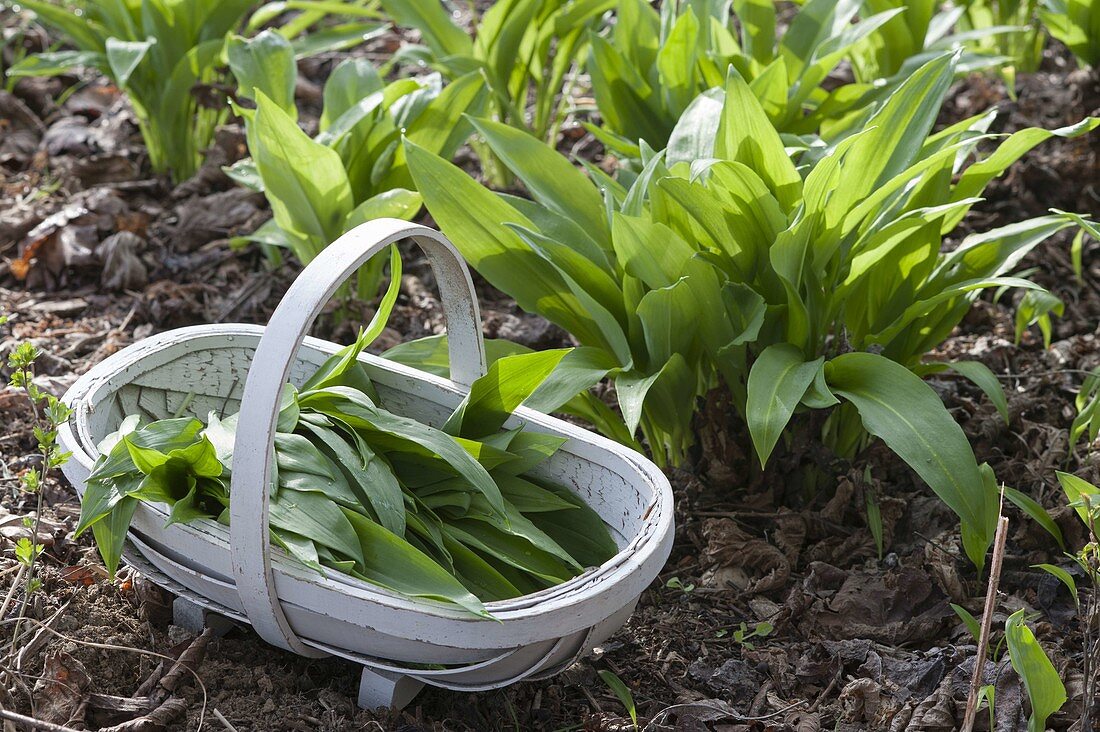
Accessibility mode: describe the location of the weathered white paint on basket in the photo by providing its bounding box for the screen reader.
[58,220,674,709]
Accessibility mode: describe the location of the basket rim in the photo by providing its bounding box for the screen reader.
[60,323,675,625]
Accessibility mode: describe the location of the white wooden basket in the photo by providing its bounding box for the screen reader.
[58,220,674,709]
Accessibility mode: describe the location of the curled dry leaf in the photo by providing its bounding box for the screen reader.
[99,231,148,292]
[839,677,887,724]
[33,650,91,724]
[904,677,957,731]
[0,127,38,169]
[168,188,265,252]
[795,562,951,644]
[701,518,790,595]
[773,511,806,564]
[792,711,821,732]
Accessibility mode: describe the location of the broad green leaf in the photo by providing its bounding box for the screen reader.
[248,90,353,261]
[378,0,473,58]
[302,246,401,392]
[1014,289,1064,348]
[1032,564,1078,608]
[76,472,143,537]
[6,51,108,78]
[16,0,108,52]
[342,509,488,618]
[597,670,637,728]
[497,475,576,513]
[506,224,624,322]
[444,349,572,438]
[1055,471,1100,530]
[747,345,822,467]
[289,21,387,58]
[1005,609,1067,732]
[105,38,154,88]
[269,489,363,564]
[93,418,203,481]
[615,369,663,437]
[532,485,619,567]
[733,0,776,64]
[273,432,361,507]
[715,69,801,211]
[635,277,699,367]
[383,334,533,378]
[826,352,995,568]
[320,57,384,129]
[297,387,506,519]
[522,347,619,415]
[91,496,138,578]
[830,53,956,216]
[405,140,615,353]
[1003,487,1065,551]
[469,117,611,245]
[443,533,522,601]
[942,360,1010,424]
[228,30,296,115]
[345,190,423,226]
[444,520,574,584]
[403,70,487,161]
[666,88,724,167]
[946,118,1100,229]
[611,214,696,290]
[951,602,981,642]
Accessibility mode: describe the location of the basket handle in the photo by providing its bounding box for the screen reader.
[230,219,486,657]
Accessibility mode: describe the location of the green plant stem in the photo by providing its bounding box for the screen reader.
[472,138,514,189]
[546,61,581,145]
[9,362,45,659]
[1082,524,1100,731]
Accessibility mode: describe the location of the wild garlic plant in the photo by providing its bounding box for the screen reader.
[958,0,1047,77]
[5,0,381,182]
[1029,471,1100,729]
[1041,0,1100,68]
[849,0,1017,80]
[379,0,612,186]
[227,30,485,296]
[587,0,950,158]
[407,52,1099,569]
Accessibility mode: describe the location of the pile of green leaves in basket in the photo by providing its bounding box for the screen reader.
[75,250,616,619]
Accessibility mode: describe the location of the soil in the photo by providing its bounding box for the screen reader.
[0,10,1099,732]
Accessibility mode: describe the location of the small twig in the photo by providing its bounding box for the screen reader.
[0,708,80,732]
[97,697,188,732]
[962,509,1010,732]
[0,566,26,620]
[913,532,955,557]
[16,600,71,671]
[644,698,806,730]
[153,628,214,700]
[212,709,238,732]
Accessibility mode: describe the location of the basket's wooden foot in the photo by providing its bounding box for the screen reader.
[358,666,423,710]
[172,596,235,637]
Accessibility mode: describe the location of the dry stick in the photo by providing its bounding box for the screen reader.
[212,709,239,732]
[0,708,80,732]
[15,601,71,671]
[961,513,1011,732]
[0,566,26,621]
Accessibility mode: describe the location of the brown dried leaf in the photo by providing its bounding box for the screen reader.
[33,650,91,724]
